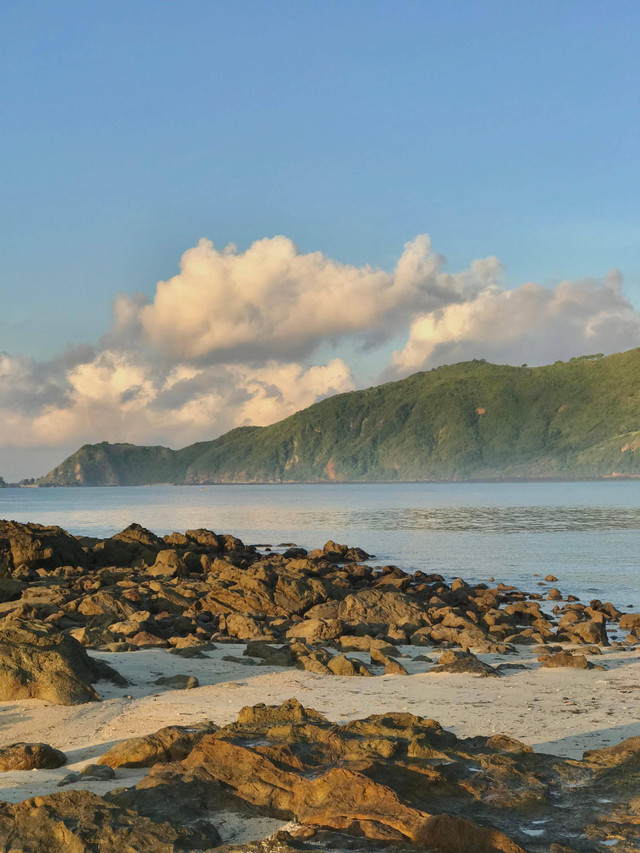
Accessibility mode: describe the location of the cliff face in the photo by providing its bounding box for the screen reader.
[38,349,640,485]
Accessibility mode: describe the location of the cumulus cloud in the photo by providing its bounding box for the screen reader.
[391,269,640,374]
[0,351,353,451]
[1,232,639,480]
[118,234,502,362]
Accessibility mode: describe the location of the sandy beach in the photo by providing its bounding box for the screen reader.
[1,641,639,809]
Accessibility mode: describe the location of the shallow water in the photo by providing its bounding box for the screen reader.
[1,481,639,609]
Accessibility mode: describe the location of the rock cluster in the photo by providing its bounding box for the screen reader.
[0,520,639,851]
[0,520,632,685]
[0,698,638,851]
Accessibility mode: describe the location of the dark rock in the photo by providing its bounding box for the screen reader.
[539,651,592,669]
[0,742,66,771]
[153,674,199,690]
[430,650,499,678]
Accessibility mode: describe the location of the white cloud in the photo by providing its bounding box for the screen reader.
[0,350,353,452]
[392,269,640,373]
[1,232,639,480]
[125,234,501,362]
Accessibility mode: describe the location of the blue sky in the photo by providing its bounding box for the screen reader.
[0,1,639,478]
[2,1,638,355]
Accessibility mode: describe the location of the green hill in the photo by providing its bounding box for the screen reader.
[38,349,640,485]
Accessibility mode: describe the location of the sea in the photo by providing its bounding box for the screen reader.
[1,481,639,610]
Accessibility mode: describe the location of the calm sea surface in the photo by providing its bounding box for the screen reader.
[1,482,639,608]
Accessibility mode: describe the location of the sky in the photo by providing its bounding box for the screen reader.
[0,1,639,480]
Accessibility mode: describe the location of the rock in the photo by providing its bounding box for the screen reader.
[0,520,87,576]
[0,619,125,704]
[0,577,24,602]
[78,590,137,623]
[327,653,372,677]
[430,650,499,678]
[320,540,371,562]
[101,641,138,652]
[0,742,66,771]
[385,658,409,675]
[57,771,82,786]
[244,641,295,667]
[337,635,398,655]
[98,722,216,768]
[131,630,168,647]
[221,612,277,641]
[153,674,199,690]
[485,735,533,754]
[619,613,640,630]
[183,718,524,853]
[0,789,218,852]
[369,646,408,674]
[286,618,344,644]
[564,619,609,645]
[539,651,591,669]
[80,763,115,779]
[545,574,558,582]
[338,589,426,630]
[148,549,186,578]
[168,646,207,658]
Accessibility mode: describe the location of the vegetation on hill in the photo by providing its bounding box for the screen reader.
[38,348,640,485]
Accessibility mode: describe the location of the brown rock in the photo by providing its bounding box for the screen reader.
[327,653,372,677]
[0,520,87,576]
[0,619,125,705]
[539,651,591,669]
[99,722,216,768]
[0,742,66,771]
[148,549,187,578]
[430,650,499,678]
[0,789,217,852]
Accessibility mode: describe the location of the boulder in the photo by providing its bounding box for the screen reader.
[564,619,608,645]
[183,732,523,852]
[327,653,372,677]
[619,613,640,630]
[430,650,499,678]
[0,619,125,704]
[148,549,187,578]
[539,652,591,669]
[0,742,66,771]
[98,722,216,768]
[153,674,199,690]
[0,520,87,576]
[244,641,295,667]
[286,618,344,644]
[93,523,164,567]
[338,589,426,629]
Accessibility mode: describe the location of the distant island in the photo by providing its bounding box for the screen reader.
[37,348,640,486]
[0,476,37,489]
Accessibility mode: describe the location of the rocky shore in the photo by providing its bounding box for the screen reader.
[0,519,639,851]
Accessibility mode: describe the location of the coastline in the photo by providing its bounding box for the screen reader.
[0,519,639,850]
[31,474,640,487]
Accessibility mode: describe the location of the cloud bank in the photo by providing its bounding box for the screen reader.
[392,269,640,372]
[0,233,638,478]
[113,234,501,362]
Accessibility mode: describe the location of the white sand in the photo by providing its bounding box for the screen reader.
[0,643,639,804]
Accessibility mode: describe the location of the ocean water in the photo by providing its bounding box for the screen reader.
[1,482,639,609]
